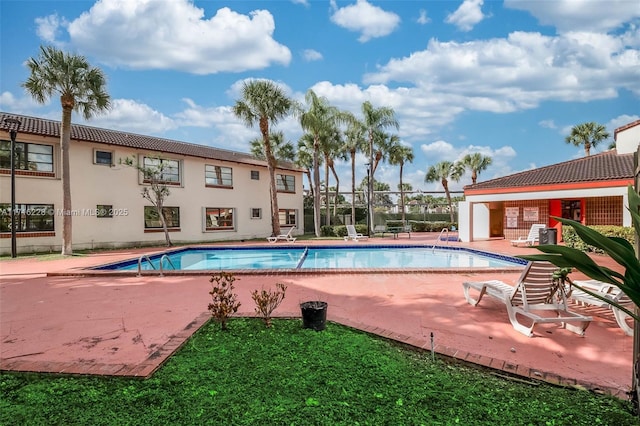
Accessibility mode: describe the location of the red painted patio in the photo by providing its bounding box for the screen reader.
[0,234,633,399]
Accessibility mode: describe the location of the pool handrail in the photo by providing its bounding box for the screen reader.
[159,254,177,277]
[432,228,450,252]
[137,254,157,277]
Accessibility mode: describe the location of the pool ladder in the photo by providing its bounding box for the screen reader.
[432,228,451,252]
[137,252,176,277]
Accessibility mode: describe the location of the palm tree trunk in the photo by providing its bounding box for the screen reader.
[60,106,73,256]
[312,136,321,237]
[325,158,330,227]
[443,179,454,223]
[399,163,405,224]
[260,119,281,236]
[350,152,356,224]
[330,164,339,218]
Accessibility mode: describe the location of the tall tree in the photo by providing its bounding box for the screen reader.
[425,161,464,223]
[361,101,399,232]
[388,143,414,224]
[321,127,347,224]
[22,45,110,255]
[460,152,492,185]
[295,138,315,200]
[343,120,366,224]
[565,122,610,156]
[250,131,295,162]
[233,80,294,237]
[299,90,344,237]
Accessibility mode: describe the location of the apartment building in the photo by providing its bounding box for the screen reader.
[0,112,304,254]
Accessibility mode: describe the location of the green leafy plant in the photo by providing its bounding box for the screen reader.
[251,283,287,327]
[207,272,241,330]
[518,185,640,322]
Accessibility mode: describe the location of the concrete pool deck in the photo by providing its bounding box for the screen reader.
[0,234,634,399]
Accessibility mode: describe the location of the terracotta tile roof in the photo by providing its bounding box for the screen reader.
[464,149,634,192]
[1,112,300,171]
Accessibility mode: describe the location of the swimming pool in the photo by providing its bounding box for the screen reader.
[92,245,526,274]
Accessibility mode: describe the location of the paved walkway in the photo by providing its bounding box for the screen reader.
[0,235,633,399]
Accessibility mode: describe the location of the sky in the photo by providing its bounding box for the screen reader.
[1,0,639,196]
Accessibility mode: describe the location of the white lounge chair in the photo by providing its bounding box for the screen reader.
[510,224,547,246]
[462,261,592,337]
[569,280,634,337]
[266,227,296,243]
[344,224,368,241]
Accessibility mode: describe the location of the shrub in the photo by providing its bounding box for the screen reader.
[320,225,335,237]
[562,225,635,254]
[207,272,241,330]
[251,283,287,327]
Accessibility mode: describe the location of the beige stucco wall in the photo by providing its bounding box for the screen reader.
[616,122,640,154]
[0,131,304,254]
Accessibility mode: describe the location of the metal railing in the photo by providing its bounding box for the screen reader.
[137,252,176,277]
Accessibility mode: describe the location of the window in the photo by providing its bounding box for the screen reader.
[0,141,53,172]
[142,157,180,184]
[94,150,113,166]
[278,209,297,226]
[251,170,260,180]
[205,208,234,230]
[0,204,54,232]
[205,165,233,187]
[276,174,295,192]
[250,208,261,219]
[144,206,180,229]
[96,204,112,218]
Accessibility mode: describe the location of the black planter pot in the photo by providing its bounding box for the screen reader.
[300,301,328,331]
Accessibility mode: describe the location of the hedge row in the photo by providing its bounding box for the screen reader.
[562,225,635,254]
[321,221,458,237]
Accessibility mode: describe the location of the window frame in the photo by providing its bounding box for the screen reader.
[205,164,233,188]
[0,140,54,176]
[0,203,55,233]
[204,207,235,231]
[250,170,260,180]
[250,208,262,219]
[278,208,297,226]
[94,149,114,166]
[276,174,295,193]
[142,157,181,185]
[143,206,181,230]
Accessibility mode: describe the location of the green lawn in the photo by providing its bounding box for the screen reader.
[0,318,635,425]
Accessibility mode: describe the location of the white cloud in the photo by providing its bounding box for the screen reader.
[302,49,323,62]
[35,14,67,43]
[538,120,556,129]
[363,31,640,114]
[445,0,486,32]
[330,0,401,43]
[86,99,176,134]
[504,0,640,33]
[417,9,431,25]
[48,0,291,74]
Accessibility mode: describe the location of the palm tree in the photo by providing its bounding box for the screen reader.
[321,128,347,224]
[299,90,345,237]
[565,122,610,156]
[460,152,492,185]
[250,131,295,162]
[22,45,110,256]
[425,161,464,223]
[233,80,294,237]
[295,138,315,200]
[343,120,366,224]
[361,101,399,233]
[388,143,414,224]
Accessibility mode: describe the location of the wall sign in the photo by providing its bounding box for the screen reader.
[523,207,539,221]
[506,207,519,217]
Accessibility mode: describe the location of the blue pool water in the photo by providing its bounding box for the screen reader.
[94,246,525,272]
